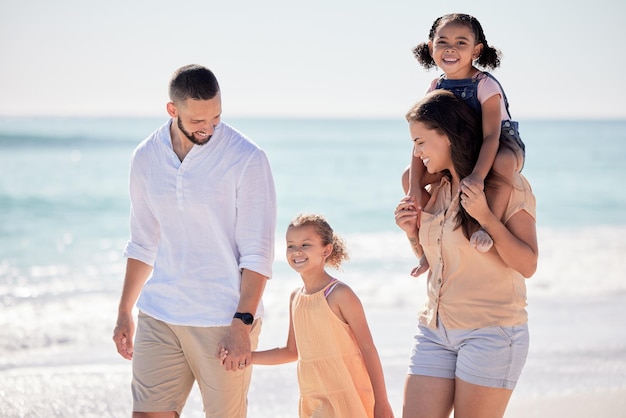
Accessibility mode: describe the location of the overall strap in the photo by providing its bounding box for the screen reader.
[484,72,513,120]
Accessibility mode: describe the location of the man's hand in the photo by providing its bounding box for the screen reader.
[113,312,135,360]
[217,321,251,371]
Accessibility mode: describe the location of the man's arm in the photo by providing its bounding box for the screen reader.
[112,258,153,360]
[219,268,268,371]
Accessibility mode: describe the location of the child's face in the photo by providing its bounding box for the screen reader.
[429,21,483,79]
[285,225,332,274]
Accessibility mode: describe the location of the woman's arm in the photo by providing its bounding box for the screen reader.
[395,195,430,277]
[395,196,422,256]
[460,182,538,277]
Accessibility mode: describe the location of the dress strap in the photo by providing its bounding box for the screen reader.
[323,278,340,298]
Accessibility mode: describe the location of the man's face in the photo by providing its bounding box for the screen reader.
[169,93,222,146]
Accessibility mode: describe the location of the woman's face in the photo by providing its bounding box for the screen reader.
[410,120,452,175]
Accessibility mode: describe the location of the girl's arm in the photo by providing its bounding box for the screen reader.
[465,95,502,186]
[330,285,395,418]
[250,289,299,365]
[460,182,538,277]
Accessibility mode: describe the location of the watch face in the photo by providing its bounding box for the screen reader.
[241,313,254,325]
[235,312,254,325]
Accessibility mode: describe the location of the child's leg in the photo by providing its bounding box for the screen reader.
[402,164,434,210]
[402,165,410,194]
[404,156,442,199]
[487,147,518,222]
[471,147,518,252]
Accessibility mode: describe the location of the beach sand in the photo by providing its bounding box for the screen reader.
[2,296,625,417]
[506,389,626,418]
[2,358,625,417]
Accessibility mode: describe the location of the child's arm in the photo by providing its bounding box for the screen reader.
[250,289,299,365]
[463,95,502,188]
[407,154,426,208]
[329,285,395,418]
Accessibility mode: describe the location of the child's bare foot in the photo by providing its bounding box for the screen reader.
[410,254,430,277]
[470,228,493,252]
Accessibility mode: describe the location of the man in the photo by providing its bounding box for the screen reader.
[112,64,276,417]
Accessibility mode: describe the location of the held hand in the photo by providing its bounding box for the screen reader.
[113,312,135,360]
[407,188,424,211]
[395,196,419,234]
[459,182,490,222]
[217,322,251,372]
[218,347,229,362]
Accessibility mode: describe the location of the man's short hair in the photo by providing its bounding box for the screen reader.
[168,64,220,104]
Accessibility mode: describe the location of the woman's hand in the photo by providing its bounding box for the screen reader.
[459,181,491,224]
[461,172,485,191]
[395,196,419,235]
[461,178,538,277]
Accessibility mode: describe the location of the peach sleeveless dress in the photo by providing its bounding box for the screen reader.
[292,279,375,418]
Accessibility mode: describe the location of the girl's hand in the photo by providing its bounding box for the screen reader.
[218,347,229,363]
[459,181,490,223]
[395,196,419,234]
[374,400,395,418]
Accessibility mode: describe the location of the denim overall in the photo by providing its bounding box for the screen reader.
[437,72,526,171]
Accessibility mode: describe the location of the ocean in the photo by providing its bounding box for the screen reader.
[1,116,625,417]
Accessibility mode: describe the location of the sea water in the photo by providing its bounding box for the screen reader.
[1,117,625,416]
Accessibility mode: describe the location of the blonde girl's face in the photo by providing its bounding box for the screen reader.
[410,120,453,176]
[285,225,332,274]
[429,21,483,79]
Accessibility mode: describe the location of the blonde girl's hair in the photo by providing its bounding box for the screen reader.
[289,213,349,270]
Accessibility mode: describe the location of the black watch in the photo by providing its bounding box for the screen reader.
[233,312,254,325]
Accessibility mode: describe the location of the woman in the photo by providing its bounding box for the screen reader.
[395,90,538,418]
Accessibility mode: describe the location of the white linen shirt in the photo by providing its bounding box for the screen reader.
[123,120,276,327]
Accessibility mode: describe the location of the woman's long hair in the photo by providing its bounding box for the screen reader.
[405,89,495,239]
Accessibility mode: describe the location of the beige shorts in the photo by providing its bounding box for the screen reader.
[132,312,261,417]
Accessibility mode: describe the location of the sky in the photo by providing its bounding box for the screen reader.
[1,0,624,119]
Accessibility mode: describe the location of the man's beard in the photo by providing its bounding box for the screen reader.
[177,118,212,146]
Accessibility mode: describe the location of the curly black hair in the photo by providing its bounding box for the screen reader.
[413,13,501,71]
